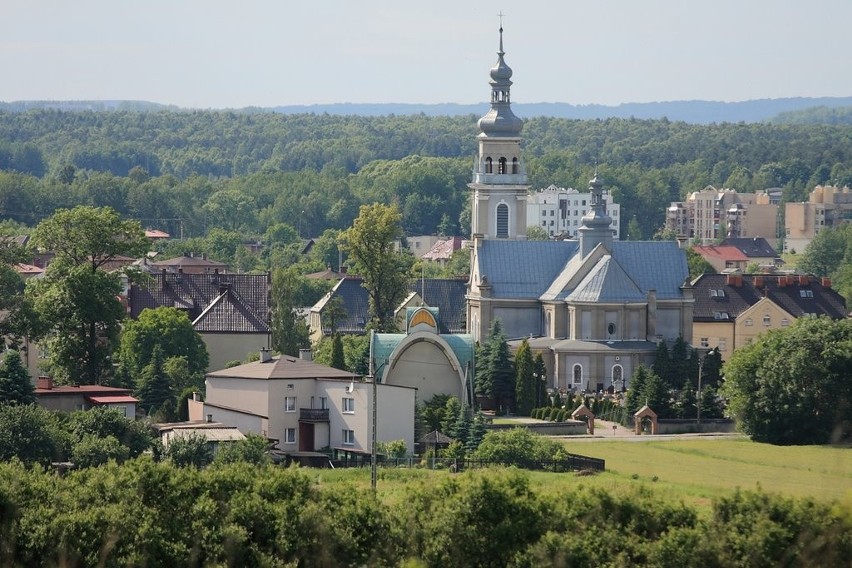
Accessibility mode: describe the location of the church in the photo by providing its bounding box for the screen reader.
[466,28,695,394]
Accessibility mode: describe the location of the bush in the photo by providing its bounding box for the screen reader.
[472,428,566,465]
[165,433,213,468]
[71,434,130,468]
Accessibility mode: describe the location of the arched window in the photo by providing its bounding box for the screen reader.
[612,365,623,391]
[496,203,509,238]
[485,157,493,174]
[498,157,507,174]
[572,364,583,385]
[511,157,519,174]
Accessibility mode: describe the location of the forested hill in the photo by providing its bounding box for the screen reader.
[3,110,852,244]
[5,96,852,124]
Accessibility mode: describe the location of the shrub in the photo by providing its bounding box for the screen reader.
[71,434,130,468]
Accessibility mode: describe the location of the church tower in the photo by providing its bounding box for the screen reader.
[468,26,529,240]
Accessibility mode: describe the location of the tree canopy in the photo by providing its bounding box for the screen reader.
[721,316,852,445]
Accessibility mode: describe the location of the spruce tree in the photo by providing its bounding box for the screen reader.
[136,345,173,416]
[514,339,535,416]
[330,333,346,370]
[0,350,34,405]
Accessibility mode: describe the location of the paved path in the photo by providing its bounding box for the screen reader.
[502,417,745,442]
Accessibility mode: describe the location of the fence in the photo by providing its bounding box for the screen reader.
[331,453,605,473]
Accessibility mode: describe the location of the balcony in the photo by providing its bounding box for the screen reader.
[299,408,329,423]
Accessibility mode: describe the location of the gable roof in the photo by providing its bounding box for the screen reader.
[207,354,357,380]
[566,255,646,303]
[129,272,270,333]
[422,237,466,261]
[691,273,847,322]
[150,255,230,273]
[476,239,687,301]
[719,237,778,258]
[692,245,749,262]
[312,276,468,335]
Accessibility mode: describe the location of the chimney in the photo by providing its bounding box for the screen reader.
[192,391,200,402]
[798,275,808,286]
[36,376,53,390]
[259,348,272,363]
[822,277,832,288]
[299,348,313,361]
[754,276,764,288]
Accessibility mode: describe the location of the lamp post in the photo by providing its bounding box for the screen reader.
[697,347,719,425]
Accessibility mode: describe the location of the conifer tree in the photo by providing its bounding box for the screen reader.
[514,339,535,416]
[0,350,34,405]
[136,345,173,416]
[330,333,346,371]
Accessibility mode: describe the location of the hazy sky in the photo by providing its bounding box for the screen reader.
[4,0,852,109]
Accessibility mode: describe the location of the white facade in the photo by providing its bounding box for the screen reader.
[527,185,621,239]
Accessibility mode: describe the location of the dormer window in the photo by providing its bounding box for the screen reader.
[800,290,813,298]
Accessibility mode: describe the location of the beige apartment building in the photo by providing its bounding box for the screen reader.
[784,185,852,253]
[666,186,779,244]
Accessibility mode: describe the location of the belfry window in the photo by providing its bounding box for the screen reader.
[496,203,509,238]
[485,157,493,174]
[512,157,519,174]
[498,157,508,174]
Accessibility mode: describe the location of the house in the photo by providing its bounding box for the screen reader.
[200,349,416,454]
[691,245,750,273]
[421,236,467,265]
[309,276,467,342]
[718,237,780,268]
[34,376,138,417]
[150,254,230,274]
[406,236,443,258]
[466,29,693,394]
[128,271,271,371]
[151,420,246,455]
[144,229,170,241]
[691,272,847,354]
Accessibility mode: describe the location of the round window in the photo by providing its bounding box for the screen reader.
[607,323,616,335]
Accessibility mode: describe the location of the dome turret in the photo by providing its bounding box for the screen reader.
[477,27,523,137]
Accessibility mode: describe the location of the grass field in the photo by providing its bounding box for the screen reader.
[311,438,852,514]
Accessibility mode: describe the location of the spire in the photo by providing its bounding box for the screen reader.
[477,23,522,137]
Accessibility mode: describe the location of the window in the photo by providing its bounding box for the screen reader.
[745,318,753,326]
[512,157,519,174]
[550,210,554,216]
[781,318,790,327]
[496,203,509,238]
[284,428,296,444]
[709,289,726,298]
[714,312,730,320]
[572,364,582,385]
[284,396,296,412]
[287,383,294,390]
[541,221,546,227]
[342,397,355,414]
[485,157,493,174]
[498,157,507,174]
[342,429,355,446]
[607,322,616,336]
[612,365,623,390]
[800,290,813,298]
[700,337,709,348]
[763,315,771,327]
[320,396,328,410]
[718,339,727,351]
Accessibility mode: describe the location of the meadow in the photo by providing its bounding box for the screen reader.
[313,438,852,514]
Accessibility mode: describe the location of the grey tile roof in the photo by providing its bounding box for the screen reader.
[719,237,778,258]
[477,240,579,298]
[477,240,687,301]
[207,354,356,380]
[129,272,270,333]
[691,273,847,321]
[567,256,646,303]
[315,276,468,335]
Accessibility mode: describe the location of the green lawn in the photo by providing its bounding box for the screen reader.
[313,438,852,513]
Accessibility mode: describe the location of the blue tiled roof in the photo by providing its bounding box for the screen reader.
[477,240,579,298]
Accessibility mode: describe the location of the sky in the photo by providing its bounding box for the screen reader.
[3,0,852,109]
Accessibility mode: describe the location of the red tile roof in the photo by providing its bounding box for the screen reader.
[86,395,139,404]
[692,245,749,262]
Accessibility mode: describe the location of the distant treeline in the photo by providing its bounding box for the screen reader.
[3,110,852,239]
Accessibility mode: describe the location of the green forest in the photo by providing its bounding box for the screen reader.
[3,109,852,245]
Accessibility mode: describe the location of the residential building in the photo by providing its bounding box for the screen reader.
[466,29,694,394]
[527,184,620,239]
[128,271,271,371]
[309,276,467,342]
[152,421,245,455]
[201,350,416,453]
[406,236,444,258]
[691,245,750,273]
[150,253,229,274]
[34,376,138,417]
[421,236,468,265]
[718,237,781,268]
[784,185,852,253]
[691,273,847,354]
[666,186,778,244]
